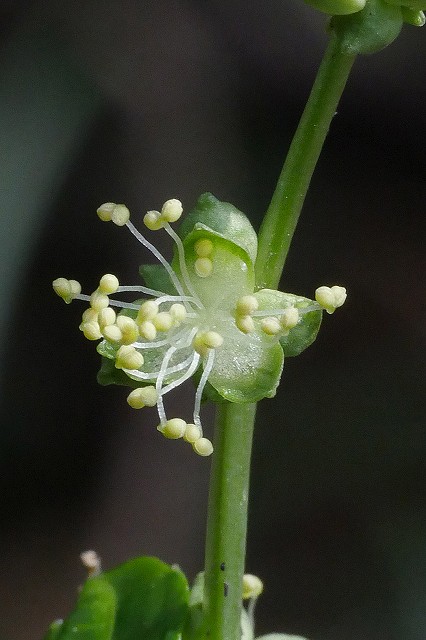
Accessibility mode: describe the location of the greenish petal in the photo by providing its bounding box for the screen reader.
[254,289,322,357]
[177,193,258,264]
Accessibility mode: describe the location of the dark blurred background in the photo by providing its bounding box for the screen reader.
[0,1,425,639]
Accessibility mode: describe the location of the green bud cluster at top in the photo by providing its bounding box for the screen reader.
[304,0,425,54]
[53,194,346,457]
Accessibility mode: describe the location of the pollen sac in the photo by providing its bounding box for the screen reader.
[52,278,81,304]
[253,288,323,358]
[315,285,347,314]
[242,574,264,599]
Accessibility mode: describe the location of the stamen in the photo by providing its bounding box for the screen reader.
[193,349,215,429]
[123,352,195,380]
[192,438,214,456]
[158,418,187,439]
[163,223,203,305]
[133,327,189,349]
[99,274,119,294]
[160,351,201,395]
[117,285,166,297]
[125,220,189,302]
[194,258,213,278]
[127,386,158,409]
[155,345,177,425]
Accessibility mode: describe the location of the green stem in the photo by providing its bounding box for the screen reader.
[202,402,256,640]
[256,34,356,290]
[201,33,356,640]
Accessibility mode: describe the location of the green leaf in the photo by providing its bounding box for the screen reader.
[254,289,322,357]
[177,193,258,265]
[44,578,116,640]
[43,620,64,640]
[331,0,403,54]
[139,264,178,296]
[104,557,189,640]
[44,557,189,640]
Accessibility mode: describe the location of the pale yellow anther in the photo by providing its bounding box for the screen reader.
[193,330,223,355]
[81,321,102,341]
[102,324,123,343]
[161,199,183,223]
[194,238,213,258]
[204,331,224,349]
[90,290,109,311]
[139,320,157,341]
[170,303,187,324]
[99,273,119,294]
[194,257,213,278]
[236,295,259,316]
[52,278,82,304]
[137,300,159,322]
[331,285,347,308]
[111,204,130,226]
[158,418,187,439]
[315,285,347,314]
[242,574,264,599]
[193,437,214,456]
[81,308,99,324]
[152,312,173,332]
[260,317,281,336]
[116,316,139,344]
[96,202,115,222]
[98,307,116,329]
[143,210,163,231]
[115,345,144,370]
[280,307,299,332]
[183,423,202,444]
[236,315,255,334]
[127,386,158,409]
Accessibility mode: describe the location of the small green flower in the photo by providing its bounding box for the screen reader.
[53,194,346,456]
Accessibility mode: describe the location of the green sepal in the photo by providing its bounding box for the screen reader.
[401,6,425,24]
[97,354,142,388]
[192,369,227,404]
[304,0,366,15]
[207,322,284,403]
[331,0,403,54]
[177,193,258,265]
[43,557,189,640]
[254,289,322,357]
[385,0,426,10]
[139,263,178,296]
[176,230,255,309]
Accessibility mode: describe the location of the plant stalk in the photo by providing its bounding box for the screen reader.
[256,33,356,290]
[202,33,356,640]
[202,402,256,640]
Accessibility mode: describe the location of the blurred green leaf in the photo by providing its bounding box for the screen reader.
[44,557,189,640]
